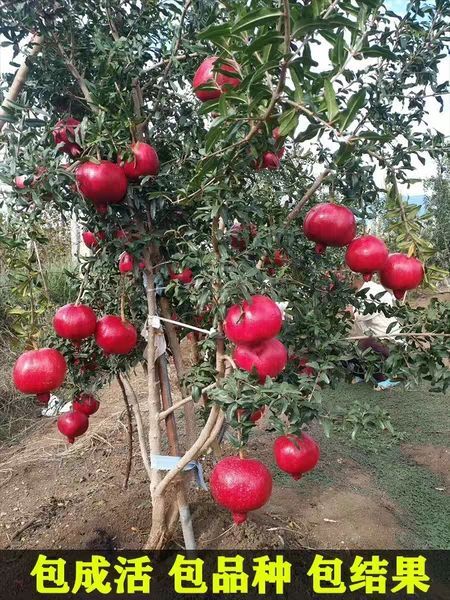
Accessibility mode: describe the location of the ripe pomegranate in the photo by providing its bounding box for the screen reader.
[230,223,257,251]
[95,315,137,355]
[224,295,282,345]
[345,235,389,281]
[303,203,356,254]
[233,338,288,383]
[193,56,240,102]
[76,161,128,206]
[261,152,280,170]
[119,142,160,180]
[14,167,47,189]
[210,456,272,524]
[380,253,424,299]
[36,392,50,405]
[82,230,104,248]
[264,250,288,269]
[119,252,134,274]
[114,229,130,242]
[13,349,67,398]
[73,393,100,416]
[236,407,265,423]
[273,127,285,158]
[52,117,82,157]
[53,304,97,341]
[169,267,193,285]
[290,354,315,377]
[57,411,89,444]
[273,433,320,480]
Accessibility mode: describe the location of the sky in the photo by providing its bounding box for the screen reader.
[0,0,448,198]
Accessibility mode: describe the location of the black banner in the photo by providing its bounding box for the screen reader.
[0,550,448,599]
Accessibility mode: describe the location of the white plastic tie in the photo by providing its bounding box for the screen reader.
[150,315,215,336]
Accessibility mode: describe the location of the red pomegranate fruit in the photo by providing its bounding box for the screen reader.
[380,253,424,299]
[95,315,137,355]
[303,203,356,254]
[233,338,288,383]
[52,117,82,157]
[236,407,265,423]
[224,295,282,345]
[273,432,320,480]
[13,349,67,397]
[210,456,272,524]
[73,393,100,416]
[36,392,50,405]
[76,161,128,206]
[82,231,103,249]
[345,235,389,281]
[119,252,134,274]
[57,411,89,444]
[119,142,160,180]
[53,304,97,341]
[169,267,193,285]
[193,56,240,102]
[230,223,257,251]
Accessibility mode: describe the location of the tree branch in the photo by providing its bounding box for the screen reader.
[153,0,192,113]
[286,168,331,223]
[117,373,133,489]
[0,34,42,132]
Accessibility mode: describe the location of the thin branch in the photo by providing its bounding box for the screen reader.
[117,373,133,489]
[348,332,450,340]
[286,168,331,223]
[153,0,192,113]
[121,374,152,481]
[53,38,99,113]
[158,383,217,421]
[0,34,42,132]
[140,53,198,93]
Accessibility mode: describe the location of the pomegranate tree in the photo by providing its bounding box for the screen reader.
[303,203,356,254]
[210,456,272,524]
[345,235,389,281]
[273,433,320,480]
[380,253,424,299]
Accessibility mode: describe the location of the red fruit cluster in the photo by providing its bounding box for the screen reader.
[210,430,320,524]
[230,222,258,252]
[52,118,82,157]
[224,295,287,383]
[303,203,424,297]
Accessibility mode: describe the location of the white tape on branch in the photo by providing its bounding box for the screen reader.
[150,315,215,336]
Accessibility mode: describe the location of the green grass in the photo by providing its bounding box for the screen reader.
[314,383,450,548]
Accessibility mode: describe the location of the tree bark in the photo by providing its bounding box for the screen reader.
[0,34,43,132]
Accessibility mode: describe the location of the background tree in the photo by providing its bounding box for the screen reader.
[425,157,450,271]
[0,0,449,548]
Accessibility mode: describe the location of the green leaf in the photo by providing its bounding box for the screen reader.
[232,8,284,34]
[279,108,299,137]
[340,88,366,130]
[198,23,232,40]
[331,30,346,68]
[323,79,340,120]
[360,45,397,61]
[247,31,284,54]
